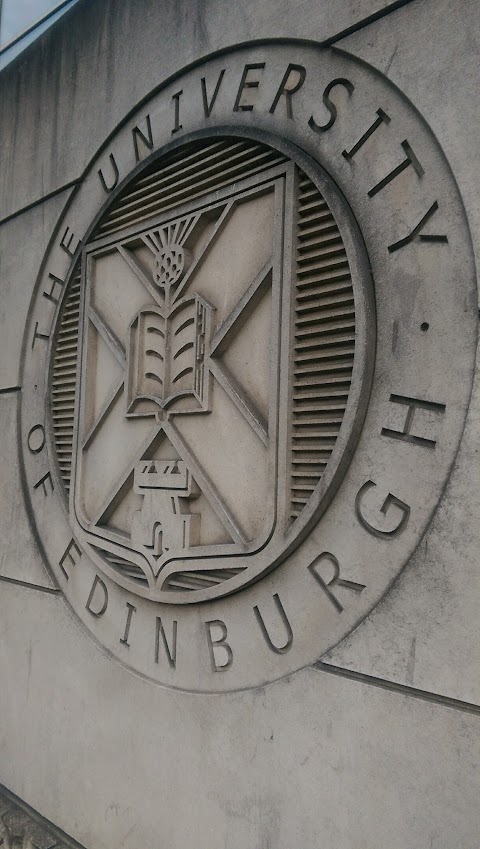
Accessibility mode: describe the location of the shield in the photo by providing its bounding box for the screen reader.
[72,168,288,598]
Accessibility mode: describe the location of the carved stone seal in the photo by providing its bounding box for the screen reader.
[19,43,477,691]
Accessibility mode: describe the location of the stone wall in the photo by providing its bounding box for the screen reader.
[0,1,479,847]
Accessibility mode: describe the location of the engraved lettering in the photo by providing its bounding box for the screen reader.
[368,140,424,198]
[342,108,391,162]
[253,594,293,655]
[85,575,108,617]
[308,78,355,133]
[269,63,306,119]
[98,153,120,193]
[43,272,64,305]
[60,226,80,257]
[132,114,154,162]
[205,619,233,671]
[201,69,226,118]
[31,322,50,349]
[355,480,410,539]
[155,617,177,668]
[33,471,54,497]
[27,423,45,454]
[59,538,82,580]
[388,200,448,253]
[171,90,183,134]
[381,393,446,449]
[233,63,265,112]
[308,552,365,613]
[120,602,136,646]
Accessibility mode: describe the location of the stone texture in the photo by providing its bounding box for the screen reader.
[0,0,479,846]
[1,579,480,849]
[0,392,55,590]
[322,348,480,706]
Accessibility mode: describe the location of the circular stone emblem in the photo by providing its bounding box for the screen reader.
[20,43,477,691]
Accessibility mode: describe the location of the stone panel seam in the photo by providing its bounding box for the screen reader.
[323,0,418,46]
[0,386,21,395]
[314,661,480,717]
[0,179,81,229]
[0,574,60,594]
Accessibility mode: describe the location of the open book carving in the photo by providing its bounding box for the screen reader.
[126,295,213,417]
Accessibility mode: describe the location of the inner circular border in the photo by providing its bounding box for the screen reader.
[51,129,376,604]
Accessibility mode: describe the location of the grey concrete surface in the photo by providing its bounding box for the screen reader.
[323,347,480,706]
[0,578,479,849]
[0,0,479,846]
